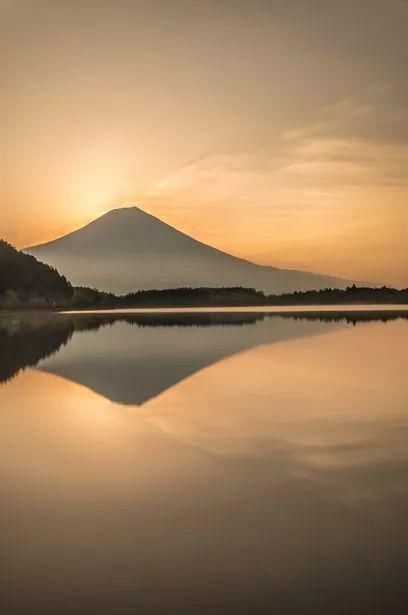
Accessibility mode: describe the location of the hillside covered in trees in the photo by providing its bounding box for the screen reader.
[0,240,73,308]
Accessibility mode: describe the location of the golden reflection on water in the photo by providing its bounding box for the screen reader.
[144,320,407,465]
[1,316,407,614]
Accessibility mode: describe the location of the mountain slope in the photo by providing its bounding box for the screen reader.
[0,240,73,307]
[25,206,350,294]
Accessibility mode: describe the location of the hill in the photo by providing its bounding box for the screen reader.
[25,206,350,294]
[0,240,73,308]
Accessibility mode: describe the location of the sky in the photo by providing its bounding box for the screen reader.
[1,0,407,286]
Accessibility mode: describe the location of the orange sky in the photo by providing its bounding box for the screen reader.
[1,0,407,286]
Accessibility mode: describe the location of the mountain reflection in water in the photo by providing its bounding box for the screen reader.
[1,310,408,615]
[1,310,407,403]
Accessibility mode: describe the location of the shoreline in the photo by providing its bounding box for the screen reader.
[61,304,408,315]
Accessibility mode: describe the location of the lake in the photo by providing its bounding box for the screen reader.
[1,309,408,614]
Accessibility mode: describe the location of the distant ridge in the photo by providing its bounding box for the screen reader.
[25,206,350,295]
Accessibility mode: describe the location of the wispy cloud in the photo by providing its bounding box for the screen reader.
[146,94,408,208]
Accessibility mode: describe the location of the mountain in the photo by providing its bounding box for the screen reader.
[0,240,73,308]
[25,206,350,295]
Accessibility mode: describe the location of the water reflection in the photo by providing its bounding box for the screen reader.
[1,310,407,399]
[0,311,408,614]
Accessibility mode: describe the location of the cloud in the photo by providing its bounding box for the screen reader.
[286,85,408,144]
[145,95,408,211]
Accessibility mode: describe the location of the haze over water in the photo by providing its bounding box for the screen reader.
[1,310,408,614]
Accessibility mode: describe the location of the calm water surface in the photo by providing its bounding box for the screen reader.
[1,310,407,614]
